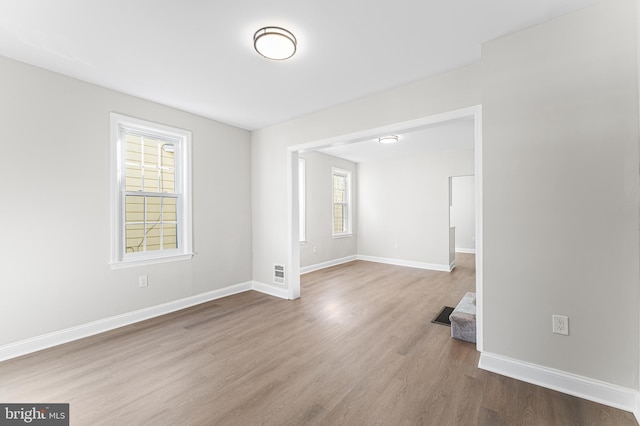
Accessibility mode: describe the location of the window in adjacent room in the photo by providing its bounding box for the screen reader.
[110,113,193,268]
[299,158,306,242]
[332,167,352,237]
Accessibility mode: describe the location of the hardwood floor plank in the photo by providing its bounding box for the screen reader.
[0,254,636,425]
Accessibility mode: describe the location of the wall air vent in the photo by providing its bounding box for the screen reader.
[274,264,285,285]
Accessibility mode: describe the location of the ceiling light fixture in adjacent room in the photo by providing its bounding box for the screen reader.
[378,135,399,144]
[254,27,297,60]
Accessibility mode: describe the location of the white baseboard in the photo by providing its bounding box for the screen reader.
[0,281,253,363]
[450,260,456,270]
[251,281,290,299]
[300,255,358,274]
[479,352,637,413]
[634,392,640,424]
[357,255,452,272]
[455,248,476,254]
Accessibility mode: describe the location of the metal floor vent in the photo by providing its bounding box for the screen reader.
[274,264,285,285]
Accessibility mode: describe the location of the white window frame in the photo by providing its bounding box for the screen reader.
[299,158,306,243]
[332,167,352,237]
[110,113,193,269]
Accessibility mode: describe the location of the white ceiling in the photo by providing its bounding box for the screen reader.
[318,118,475,163]
[0,0,600,130]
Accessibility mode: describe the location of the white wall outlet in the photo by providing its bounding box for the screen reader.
[138,275,148,288]
[552,315,569,335]
[394,242,399,249]
[312,246,317,253]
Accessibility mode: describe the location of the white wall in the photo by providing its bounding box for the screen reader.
[482,0,639,388]
[299,151,357,268]
[0,55,252,346]
[357,150,474,268]
[450,175,475,252]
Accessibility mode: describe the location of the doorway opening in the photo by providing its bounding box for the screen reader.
[449,174,477,269]
[286,105,483,350]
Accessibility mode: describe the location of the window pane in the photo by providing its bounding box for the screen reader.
[124,134,142,163]
[124,134,176,194]
[163,198,177,221]
[143,168,160,193]
[143,138,160,167]
[163,224,177,249]
[125,196,144,223]
[160,143,175,193]
[299,158,305,242]
[160,168,175,193]
[146,223,161,252]
[125,223,145,253]
[334,204,346,233]
[146,197,162,221]
[161,144,175,166]
[124,134,143,191]
[124,195,178,254]
[333,175,345,203]
[332,170,350,235]
[125,165,142,191]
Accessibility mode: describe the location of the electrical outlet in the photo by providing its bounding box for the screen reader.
[138,275,148,288]
[312,246,317,253]
[394,242,399,249]
[552,315,569,335]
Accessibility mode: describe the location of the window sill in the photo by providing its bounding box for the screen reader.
[110,253,194,270]
[332,233,353,239]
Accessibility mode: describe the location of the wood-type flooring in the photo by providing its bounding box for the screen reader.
[0,254,636,425]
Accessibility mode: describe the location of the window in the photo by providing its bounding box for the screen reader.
[110,113,193,268]
[332,168,352,237]
[299,158,306,242]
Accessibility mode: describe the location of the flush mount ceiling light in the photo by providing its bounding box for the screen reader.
[254,27,297,60]
[378,135,399,144]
